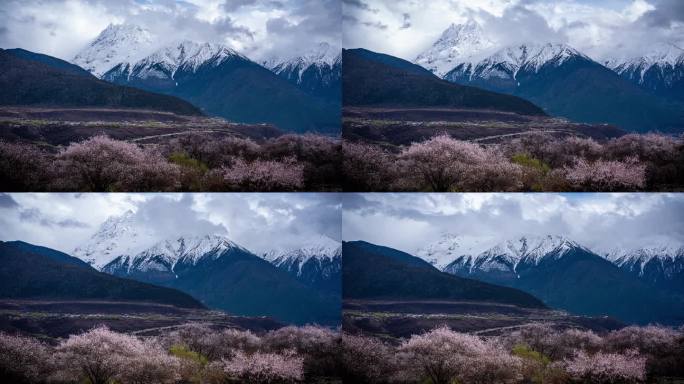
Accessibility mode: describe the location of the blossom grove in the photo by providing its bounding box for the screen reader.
[343,133,684,191]
[2,323,684,383]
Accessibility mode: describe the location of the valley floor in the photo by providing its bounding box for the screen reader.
[343,106,624,146]
[0,299,282,340]
[0,107,343,191]
[0,106,283,146]
[342,107,684,191]
[343,299,623,340]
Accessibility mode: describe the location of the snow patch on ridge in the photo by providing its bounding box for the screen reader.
[262,234,341,276]
[72,210,155,270]
[263,42,341,83]
[73,23,156,77]
[415,19,496,77]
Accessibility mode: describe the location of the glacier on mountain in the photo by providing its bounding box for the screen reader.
[73,23,156,77]
[262,234,341,276]
[103,234,248,276]
[72,210,155,270]
[415,19,496,77]
[263,42,341,82]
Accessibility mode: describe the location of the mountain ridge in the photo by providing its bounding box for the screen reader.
[414,20,684,132]
[416,233,684,324]
[0,49,202,116]
[343,240,547,309]
[0,241,205,309]
[343,48,547,116]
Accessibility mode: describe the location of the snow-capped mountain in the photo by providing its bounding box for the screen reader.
[73,23,245,82]
[72,210,155,270]
[603,244,684,293]
[262,235,342,293]
[414,233,491,270]
[95,232,339,325]
[70,24,340,133]
[443,42,590,84]
[604,42,684,98]
[73,23,156,77]
[415,19,495,77]
[412,20,684,132]
[264,42,340,79]
[102,40,246,91]
[102,234,247,283]
[429,234,678,324]
[442,234,589,278]
[263,42,342,101]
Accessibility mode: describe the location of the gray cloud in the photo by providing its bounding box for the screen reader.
[0,193,341,255]
[0,194,18,208]
[476,4,566,47]
[260,0,341,60]
[343,193,684,255]
[639,0,684,28]
[400,13,411,29]
[0,0,339,62]
[18,208,89,228]
[343,0,684,62]
[343,0,378,13]
[223,0,258,12]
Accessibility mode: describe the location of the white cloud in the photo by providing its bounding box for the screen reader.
[0,193,341,255]
[342,193,684,255]
[343,0,684,61]
[0,0,341,62]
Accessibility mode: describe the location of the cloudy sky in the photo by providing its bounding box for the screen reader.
[0,193,341,254]
[343,193,684,255]
[343,0,684,61]
[0,0,341,61]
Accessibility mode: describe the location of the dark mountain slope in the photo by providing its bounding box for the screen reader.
[0,49,202,116]
[446,55,684,133]
[446,244,684,325]
[105,54,340,134]
[350,48,435,77]
[4,241,90,268]
[5,48,94,78]
[0,242,204,309]
[271,58,341,103]
[272,254,342,295]
[342,48,546,116]
[105,244,340,326]
[342,241,546,309]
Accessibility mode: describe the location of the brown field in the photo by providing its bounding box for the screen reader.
[343,106,625,147]
[343,299,624,340]
[0,299,283,341]
[0,106,283,147]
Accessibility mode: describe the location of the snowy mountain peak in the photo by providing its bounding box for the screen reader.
[439,39,590,83]
[263,235,341,263]
[415,19,495,77]
[606,42,684,70]
[128,40,244,80]
[73,23,156,77]
[129,234,244,269]
[504,42,586,71]
[600,243,684,282]
[604,42,684,85]
[72,210,152,269]
[263,41,341,85]
[436,234,589,275]
[415,233,491,269]
[262,235,341,278]
[604,243,684,265]
[302,42,340,67]
[483,234,585,265]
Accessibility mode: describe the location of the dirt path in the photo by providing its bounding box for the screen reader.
[469,129,580,142]
[129,129,227,142]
